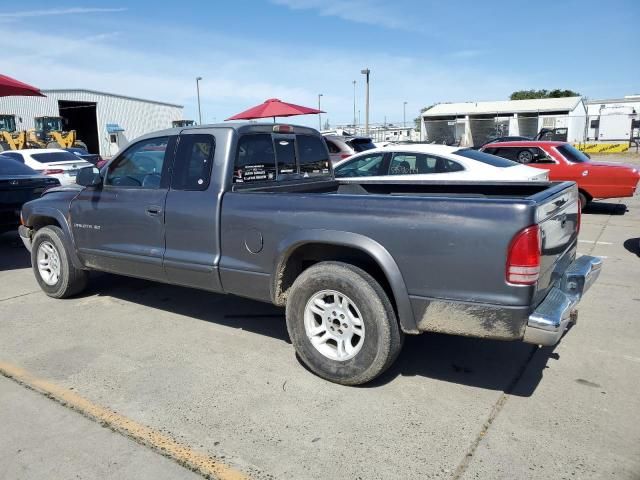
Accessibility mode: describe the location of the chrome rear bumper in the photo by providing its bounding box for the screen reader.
[523,255,603,346]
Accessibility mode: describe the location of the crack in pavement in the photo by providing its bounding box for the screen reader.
[0,290,40,303]
[451,202,617,480]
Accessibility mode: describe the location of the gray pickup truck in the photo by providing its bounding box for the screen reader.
[19,123,602,385]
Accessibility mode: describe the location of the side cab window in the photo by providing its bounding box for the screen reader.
[106,137,171,189]
[171,134,215,190]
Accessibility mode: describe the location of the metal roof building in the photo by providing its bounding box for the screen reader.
[421,96,587,147]
[0,89,183,157]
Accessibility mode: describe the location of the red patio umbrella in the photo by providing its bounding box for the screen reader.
[225,98,324,122]
[0,74,45,97]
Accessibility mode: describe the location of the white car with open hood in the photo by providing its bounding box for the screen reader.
[333,144,549,182]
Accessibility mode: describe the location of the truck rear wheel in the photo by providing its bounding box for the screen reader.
[286,261,403,385]
[31,226,88,298]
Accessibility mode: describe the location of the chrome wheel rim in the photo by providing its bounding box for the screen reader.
[303,290,365,361]
[37,241,61,286]
[518,151,533,163]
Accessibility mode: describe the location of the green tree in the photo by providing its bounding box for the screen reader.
[414,103,438,129]
[510,89,580,100]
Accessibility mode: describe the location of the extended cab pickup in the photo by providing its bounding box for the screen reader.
[19,123,602,385]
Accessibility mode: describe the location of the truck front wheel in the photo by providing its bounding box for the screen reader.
[31,226,88,298]
[286,261,403,385]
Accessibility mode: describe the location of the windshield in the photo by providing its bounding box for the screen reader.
[30,151,81,163]
[556,144,590,163]
[35,117,63,132]
[347,138,376,152]
[0,115,16,132]
[455,148,518,168]
[0,157,37,175]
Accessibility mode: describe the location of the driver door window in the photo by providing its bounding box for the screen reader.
[106,137,169,188]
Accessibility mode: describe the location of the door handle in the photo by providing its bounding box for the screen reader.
[146,205,162,216]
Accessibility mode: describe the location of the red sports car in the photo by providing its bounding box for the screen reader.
[481,141,640,209]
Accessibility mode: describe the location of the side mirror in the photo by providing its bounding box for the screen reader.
[76,166,102,187]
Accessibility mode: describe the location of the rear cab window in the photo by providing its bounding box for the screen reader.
[234,133,330,184]
[346,138,376,152]
[556,144,590,163]
[455,148,518,167]
[30,151,80,163]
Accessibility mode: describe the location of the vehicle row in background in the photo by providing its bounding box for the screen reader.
[324,134,376,163]
[0,149,92,186]
[0,157,59,234]
[480,141,640,208]
[334,144,549,182]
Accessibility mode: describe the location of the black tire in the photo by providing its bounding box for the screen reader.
[0,141,9,152]
[74,140,88,151]
[578,192,589,211]
[517,149,533,163]
[46,141,62,149]
[31,226,88,298]
[286,261,403,385]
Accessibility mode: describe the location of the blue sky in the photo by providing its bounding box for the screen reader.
[2,0,638,127]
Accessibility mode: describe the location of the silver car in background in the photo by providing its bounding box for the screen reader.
[324,135,376,164]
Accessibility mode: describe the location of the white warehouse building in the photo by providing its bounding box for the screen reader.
[585,95,640,142]
[421,96,587,147]
[0,89,184,157]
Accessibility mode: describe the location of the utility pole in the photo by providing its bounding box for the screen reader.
[318,94,323,131]
[352,80,357,135]
[360,68,370,135]
[403,101,408,128]
[196,76,203,125]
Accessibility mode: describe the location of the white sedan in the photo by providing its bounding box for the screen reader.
[0,149,92,186]
[333,144,548,182]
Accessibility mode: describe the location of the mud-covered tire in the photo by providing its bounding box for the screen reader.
[74,140,88,151]
[286,261,403,385]
[31,226,88,298]
[0,142,9,152]
[46,141,62,149]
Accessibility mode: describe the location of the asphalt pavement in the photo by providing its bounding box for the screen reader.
[0,153,638,479]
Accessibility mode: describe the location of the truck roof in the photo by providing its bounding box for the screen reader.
[136,122,320,142]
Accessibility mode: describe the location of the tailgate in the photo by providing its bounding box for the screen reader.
[533,184,580,306]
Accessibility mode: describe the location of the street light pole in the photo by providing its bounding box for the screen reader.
[360,68,370,135]
[318,93,323,131]
[403,101,408,128]
[196,76,203,125]
[352,80,357,135]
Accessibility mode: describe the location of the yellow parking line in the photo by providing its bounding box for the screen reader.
[0,361,249,480]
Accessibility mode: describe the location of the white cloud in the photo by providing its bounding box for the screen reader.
[0,21,526,127]
[270,0,415,30]
[0,7,126,18]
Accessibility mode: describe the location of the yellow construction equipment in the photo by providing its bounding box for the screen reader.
[28,116,87,150]
[0,114,28,151]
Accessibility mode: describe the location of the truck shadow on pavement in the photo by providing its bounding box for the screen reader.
[583,201,627,215]
[623,238,640,257]
[0,232,31,271]
[89,273,557,397]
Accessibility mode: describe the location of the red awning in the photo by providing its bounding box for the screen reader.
[226,98,324,121]
[0,74,45,97]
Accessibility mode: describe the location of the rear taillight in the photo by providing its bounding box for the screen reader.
[576,206,581,233]
[43,169,64,175]
[506,225,541,285]
[340,154,351,159]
